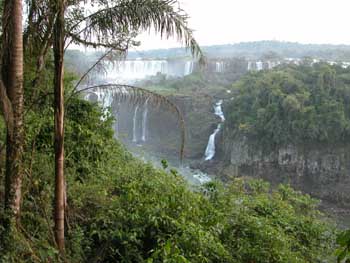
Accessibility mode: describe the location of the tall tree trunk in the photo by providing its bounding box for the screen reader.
[1,0,24,223]
[53,0,66,254]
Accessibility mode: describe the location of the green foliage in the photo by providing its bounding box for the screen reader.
[0,87,335,262]
[0,52,337,262]
[226,63,350,150]
[336,229,350,262]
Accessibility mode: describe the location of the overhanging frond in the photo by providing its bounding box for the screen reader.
[74,83,186,162]
[67,0,204,63]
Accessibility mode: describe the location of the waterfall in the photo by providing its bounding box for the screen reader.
[204,124,222,161]
[184,61,194,76]
[214,100,225,121]
[247,61,252,71]
[256,61,263,71]
[132,105,139,143]
[103,60,197,83]
[215,62,224,72]
[141,98,150,142]
[204,100,225,161]
[93,89,114,121]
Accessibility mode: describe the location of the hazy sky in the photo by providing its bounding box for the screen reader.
[135,0,350,50]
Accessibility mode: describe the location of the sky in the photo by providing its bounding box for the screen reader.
[135,0,350,50]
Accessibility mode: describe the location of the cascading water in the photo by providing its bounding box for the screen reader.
[141,97,150,142]
[184,61,194,76]
[92,88,114,121]
[102,60,194,83]
[214,100,225,121]
[204,124,222,161]
[215,62,224,73]
[204,100,225,161]
[256,61,263,71]
[132,105,139,143]
[247,61,253,71]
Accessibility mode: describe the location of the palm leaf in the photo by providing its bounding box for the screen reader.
[67,0,204,63]
[74,84,186,162]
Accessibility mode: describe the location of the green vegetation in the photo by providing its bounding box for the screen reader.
[336,229,350,262]
[0,70,336,261]
[226,62,350,150]
[0,0,346,261]
[138,71,235,97]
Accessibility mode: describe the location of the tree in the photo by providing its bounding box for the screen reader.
[52,0,66,253]
[50,0,204,255]
[0,0,24,237]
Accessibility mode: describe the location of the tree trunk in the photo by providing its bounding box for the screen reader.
[1,0,24,223]
[53,0,66,254]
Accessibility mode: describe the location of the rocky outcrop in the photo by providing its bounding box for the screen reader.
[113,93,221,160]
[221,133,350,212]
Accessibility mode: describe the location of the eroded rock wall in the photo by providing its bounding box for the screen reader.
[222,133,350,208]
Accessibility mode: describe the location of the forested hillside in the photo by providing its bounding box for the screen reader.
[226,62,350,149]
[0,72,337,262]
[0,0,349,262]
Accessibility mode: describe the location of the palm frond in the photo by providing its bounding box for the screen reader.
[67,0,204,62]
[74,83,186,162]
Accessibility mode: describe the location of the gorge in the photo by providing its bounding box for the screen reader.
[83,56,350,229]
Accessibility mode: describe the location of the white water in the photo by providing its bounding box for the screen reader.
[204,100,226,161]
[215,62,225,72]
[214,100,225,121]
[184,61,194,76]
[141,98,150,142]
[247,61,253,71]
[132,105,139,143]
[204,124,222,161]
[103,60,194,83]
[256,61,263,71]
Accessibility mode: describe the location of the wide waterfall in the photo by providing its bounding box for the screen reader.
[141,98,150,142]
[103,60,194,83]
[204,100,225,161]
[132,105,139,143]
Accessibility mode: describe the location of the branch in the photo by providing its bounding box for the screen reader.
[66,32,131,49]
[71,48,114,94]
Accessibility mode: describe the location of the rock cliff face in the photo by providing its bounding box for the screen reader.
[112,93,220,160]
[221,132,350,214]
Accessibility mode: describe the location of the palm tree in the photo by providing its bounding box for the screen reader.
[52,0,204,255]
[0,0,24,249]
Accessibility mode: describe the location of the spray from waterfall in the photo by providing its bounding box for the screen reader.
[141,98,150,142]
[132,105,139,142]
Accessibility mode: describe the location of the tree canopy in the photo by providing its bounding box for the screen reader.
[226,62,350,150]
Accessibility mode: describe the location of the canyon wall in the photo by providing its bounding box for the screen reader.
[221,132,350,211]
